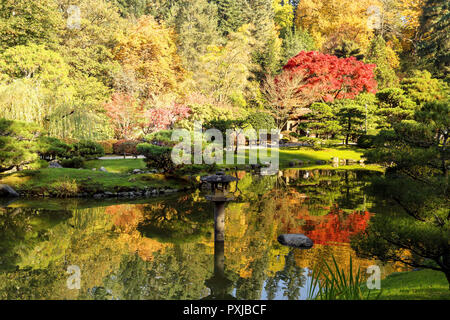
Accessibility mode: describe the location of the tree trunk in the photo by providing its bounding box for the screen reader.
[445,270,450,290]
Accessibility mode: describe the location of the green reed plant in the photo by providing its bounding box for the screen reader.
[306,255,382,300]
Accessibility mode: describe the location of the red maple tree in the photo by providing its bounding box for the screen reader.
[283,51,377,102]
[140,102,191,134]
[104,92,143,139]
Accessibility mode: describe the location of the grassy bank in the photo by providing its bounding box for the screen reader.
[370,269,450,300]
[0,168,191,197]
[0,146,377,198]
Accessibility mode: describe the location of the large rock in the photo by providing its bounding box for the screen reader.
[48,161,63,168]
[277,234,313,249]
[99,166,108,172]
[0,184,19,197]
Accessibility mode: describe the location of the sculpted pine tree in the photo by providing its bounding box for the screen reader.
[351,99,450,287]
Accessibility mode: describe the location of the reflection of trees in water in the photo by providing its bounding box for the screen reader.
[283,169,376,215]
[0,169,387,299]
[0,207,72,271]
[138,193,213,243]
[264,251,306,300]
[90,243,213,300]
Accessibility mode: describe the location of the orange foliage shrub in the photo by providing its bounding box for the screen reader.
[98,139,118,154]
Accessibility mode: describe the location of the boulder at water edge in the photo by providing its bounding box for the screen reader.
[0,184,19,197]
[277,234,313,249]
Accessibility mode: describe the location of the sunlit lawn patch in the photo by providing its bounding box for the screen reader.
[367,269,450,300]
[0,168,188,197]
[83,159,146,173]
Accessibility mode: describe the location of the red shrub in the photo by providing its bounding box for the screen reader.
[113,140,141,156]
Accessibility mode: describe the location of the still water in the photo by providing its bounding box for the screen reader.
[0,169,405,300]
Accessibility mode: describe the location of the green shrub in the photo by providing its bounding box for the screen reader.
[137,143,178,173]
[113,139,140,156]
[357,134,376,149]
[27,159,49,170]
[297,137,323,150]
[38,136,72,160]
[246,112,276,133]
[60,156,85,168]
[72,140,104,160]
[144,130,175,147]
[51,178,79,198]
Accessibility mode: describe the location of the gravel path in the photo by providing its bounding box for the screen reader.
[98,155,145,160]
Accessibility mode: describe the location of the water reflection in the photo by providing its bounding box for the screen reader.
[0,169,406,300]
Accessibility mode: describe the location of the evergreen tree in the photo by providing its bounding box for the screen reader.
[375,88,418,129]
[246,0,283,79]
[365,35,399,89]
[417,0,450,78]
[352,98,450,287]
[300,102,341,140]
[335,100,366,145]
[213,0,249,35]
[281,27,315,64]
[108,0,149,17]
[170,0,221,71]
[333,40,364,61]
[400,70,449,106]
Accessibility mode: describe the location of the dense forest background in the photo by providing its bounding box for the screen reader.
[0,0,448,141]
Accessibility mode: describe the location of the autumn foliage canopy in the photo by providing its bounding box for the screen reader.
[283,51,377,102]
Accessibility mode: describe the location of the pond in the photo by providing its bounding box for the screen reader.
[0,169,407,300]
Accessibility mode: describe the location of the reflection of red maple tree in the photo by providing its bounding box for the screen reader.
[289,210,371,246]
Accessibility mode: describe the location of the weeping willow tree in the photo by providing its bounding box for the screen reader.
[0,80,111,140]
[46,103,112,140]
[0,44,112,140]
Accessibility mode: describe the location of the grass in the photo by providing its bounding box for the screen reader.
[307,256,450,300]
[0,168,190,197]
[307,256,380,300]
[84,158,146,174]
[278,146,365,167]
[177,146,368,169]
[366,269,450,300]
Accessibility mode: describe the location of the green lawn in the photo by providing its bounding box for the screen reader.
[84,158,146,173]
[278,146,364,166]
[222,146,365,167]
[0,168,190,197]
[84,146,371,172]
[369,269,450,300]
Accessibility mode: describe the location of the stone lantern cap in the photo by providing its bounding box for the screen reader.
[200,171,239,184]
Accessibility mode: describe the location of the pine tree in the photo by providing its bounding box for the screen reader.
[333,40,364,61]
[365,36,399,89]
[281,27,315,64]
[417,0,450,78]
[213,0,249,35]
[247,0,283,79]
[108,0,149,18]
[170,0,221,71]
